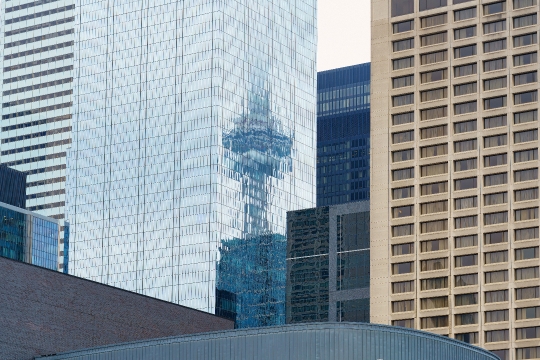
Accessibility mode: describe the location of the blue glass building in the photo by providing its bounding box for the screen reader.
[317,64,370,206]
[66,0,317,326]
[0,164,27,209]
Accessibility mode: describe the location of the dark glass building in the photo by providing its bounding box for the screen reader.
[0,164,26,209]
[317,63,370,207]
[286,200,370,324]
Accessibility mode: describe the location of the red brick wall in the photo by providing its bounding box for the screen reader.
[0,257,233,360]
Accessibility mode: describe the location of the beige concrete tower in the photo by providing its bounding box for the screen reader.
[371,1,540,359]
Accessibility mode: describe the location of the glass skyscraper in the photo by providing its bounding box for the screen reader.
[317,64,370,206]
[67,0,317,324]
[0,164,27,208]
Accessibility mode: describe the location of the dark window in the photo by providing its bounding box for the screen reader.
[393,167,415,181]
[485,192,508,206]
[455,119,477,133]
[421,50,448,65]
[484,173,508,187]
[420,239,448,252]
[393,56,415,70]
[514,0,537,8]
[455,177,477,190]
[515,187,539,201]
[515,207,539,221]
[421,257,448,270]
[455,274,478,286]
[514,33,538,47]
[455,216,478,229]
[516,247,539,261]
[392,0,414,17]
[454,82,477,96]
[484,38,507,53]
[484,115,507,129]
[455,312,478,325]
[516,286,540,300]
[393,93,415,107]
[454,26,476,40]
[421,181,448,195]
[454,138,477,152]
[514,52,537,66]
[420,0,448,11]
[485,270,509,284]
[484,211,509,225]
[421,125,447,139]
[455,332,479,344]
[484,57,507,72]
[392,243,415,255]
[393,186,415,199]
[421,277,448,290]
[484,153,507,167]
[455,44,477,58]
[485,290,508,303]
[485,310,509,323]
[421,87,448,102]
[455,101,477,115]
[454,63,477,77]
[485,231,508,244]
[484,77,507,91]
[515,91,538,105]
[421,144,448,158]
[514,110,537,124]
[455,7,477,21]
[420,162,448,176]
[455,293,478,306]
[421,106,447,120]
[393,205,414,218]
[394,38,415,52]
[516,227,540,241]
[393,20,415,33]
[484,19,506,34]
[515,168,538,182]
[392,261,414,274]
[393,74,415,89]
[514,71,537,86]
[421,69,448,83]
[484,1,506,15]
[455,235,478,248]
[420,220,448,234]
[455,158,477,172]
[484,96,507,110]
[485,251,508,264]
[393,112,415,125]
[392,280,415,293]
[421,316,448,329]
[515,129,538,143]
[393,130,414,143]
[514,14,537,28]
[421,13,448,28]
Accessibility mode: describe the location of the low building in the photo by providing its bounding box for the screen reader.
[286,201,370,324]
[37,322,500,360]
[0,257,233,360]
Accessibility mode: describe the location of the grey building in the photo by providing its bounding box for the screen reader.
[37,322,500,360]
[286,201,370,324]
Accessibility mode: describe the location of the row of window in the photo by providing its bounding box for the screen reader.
[394,144,537,162]
[392,0,536,18]
[5,17,75,37]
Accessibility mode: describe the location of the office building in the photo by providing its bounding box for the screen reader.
[0,164,26,208]
[0,0,75,220]
[372,1,540,359]
[317,64,371,206]
[66,0,317,327]
[0,257,233,360]
[286,201,370,324]
[0,201,65,270]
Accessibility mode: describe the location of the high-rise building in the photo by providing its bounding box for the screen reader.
[372,1,540,359]
[286,200,370,324]
[317,64,371,206]
[67,0,317,326]
[0,164,26,208]
[0,0,75,220]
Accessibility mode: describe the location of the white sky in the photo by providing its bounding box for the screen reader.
[317,0,371,71]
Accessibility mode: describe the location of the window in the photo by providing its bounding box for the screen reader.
[484,115,507,129]
[454,26,476,40]
[484,77,507,91]
[392,243,414,255]
[393,74,415,88]
[516,247,539,261]
[421,87,448,102]
[454,82,477,96]
[516,346,540,360]
[485,330,509,343]
[514,33,538,47]
[515,91,538,105]
[484,134,507,148]
[454,63,477,77]
[484,211,508,225]
[455,312,478,325]
[394,38,415,52]
[421,316,448,329]
[456,254,478,267]
[393,205,414,218]
[515,129,538,143]
[393,112,415,125]
[421,201,448,214]
[421,162,448,176]
[393,93,414,107]
[455,293,478,306]
[455,235,478,248]
[455,274,478,287]
[393,56,415,70]
[514,149,538,163]
[420,0,448,11]
[484,19,506,34]
[392,319,415,328]
[516,286,540,300]
[515,110,538,124]
[455,177,477,190]
[516,306,540,320]
[421,69,447,83]
[514,0,537,9]
[455,196,478,209]
[421,125,447,139]
[454,0,473,3]
[393,186,415,199]
[393,167,414,181]
[516,327,540,340]
[421,32,448,47]
[421,296,448,309]
[514,71,537,86]
[486,310,509,323]
[455,332,479,344]
[516,227,539,241]
[392,300,415,313]
[485,270,509,284]
[486,290,508,303]
[515,187,539,201]
[421,238,448,251]
[484,39,507,53]
[485,173,508,187]
[514,52,537,66]
[393,224,414,237]
[455,215,478,229]
[515,207,539,221]
[485,250,508,264]
[455,44,477,58]
[455,120,477,134]
[484,57,507,72]
[421,220,448,234]
[484,153,507,167]
[455,158,477,172]
[392,261,414,274]
[392,280,415,293]
[484,1,506,15]
[515,168,538,182]
[421,181,448,195]
[421,258,448,271]
[421,50,448,65]
[485,193,508,206]
[514,14,537,28]
[393,130,414,143]
[455,101,477,115]
[394,20,414,33]
[421,106,448,120]
[455,7,477,21]
[421,143,448,158]
[392,0,414,17]
[421,277,448,290]
[393,149,414,162]
[485,231,508,244]
[484,95,507,110]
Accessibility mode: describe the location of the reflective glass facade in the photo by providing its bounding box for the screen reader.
[0,201,61,270]
[0,164,26,208]
[286,201,370,324]
[317,64,370,206]
[67,0,317,321]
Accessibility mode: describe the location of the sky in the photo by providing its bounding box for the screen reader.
[317,0,371,72]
